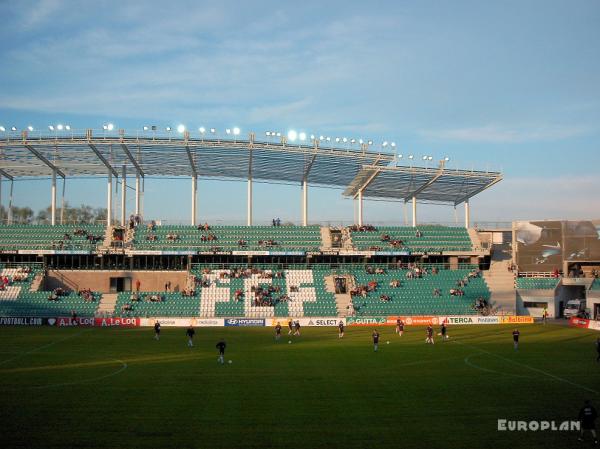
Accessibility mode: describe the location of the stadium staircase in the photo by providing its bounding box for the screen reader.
[341,228,354,249]
[96,293,118,316]
[467,228,484,251]
[29,272,44,292]
[325,274,354,316]
[320,227,332,250]
[482,243,516,314]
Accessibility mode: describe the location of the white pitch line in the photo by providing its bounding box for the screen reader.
[30,359,128,390]
[455,339,599,395]
[0,328,92,367]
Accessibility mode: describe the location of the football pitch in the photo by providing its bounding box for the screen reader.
[0,323,598,449]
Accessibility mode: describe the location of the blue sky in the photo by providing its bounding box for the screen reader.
[0,0,599,225]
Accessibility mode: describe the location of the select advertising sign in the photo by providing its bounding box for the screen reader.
[0,317,46,326]
[224,318,265,327]
[499,316,535,324]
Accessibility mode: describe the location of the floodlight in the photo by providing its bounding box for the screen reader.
[408,155,414,159]
[428,156,433,161]
[350,139,356,143]
[422,156,428,160]
[299,132,306,141]
[382,141,388,147]
[199,127,205,133]
[0,126,5,132]
[359,139,363,144]
[11,126,17,131]
[166,126,172,132]
[391,142,396,147]
[27,125,34,132]
[310,134,315,140]
[335,137,340,143]
[326,137,331,142]
[266,131,271,136]
[276,132,281,137]
[444,157,450,161]
[368,140,373,145]
[143,126,149,131]
[65,125,71,131]
[177,124,185,133]
[48,125,54,131]
[398,154,403,158]
[225,128,231,135]
[287,130,298,141]
[107,123,114,131]
[233,127,240,135]
[210,128,216,133]
[319,135,324,141]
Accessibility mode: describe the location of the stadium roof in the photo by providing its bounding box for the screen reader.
[0,130,502,205]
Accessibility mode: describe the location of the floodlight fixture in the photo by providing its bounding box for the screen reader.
[65,125,71,131]
[287,130,298,141]
[177,124,185,133]
[48,125,54,131]
[299,132,306,141]
[57,124,64,131]
[233,127,240,135]
[27,125,34,132]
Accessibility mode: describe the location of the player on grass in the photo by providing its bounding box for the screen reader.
[338,320,345,338]
[578,400,598,444]
[275,322,282,341]
[426,325,434,344]
[596,337,600,363]
[154,320,161,341]
[396,318,404,336]
[216,339,227,364]
[288,318,294,335]
[294,320,301,336]
[512,328,520,351]
[372,329,380,352]
[440,322,448,341]
[186,325,195,347]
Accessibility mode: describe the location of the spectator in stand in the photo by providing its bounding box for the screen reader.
[276,218,281,226]
[135,279,141,292]
[552,268,560,278]
[433,288,441,297]
[415,229,422,238]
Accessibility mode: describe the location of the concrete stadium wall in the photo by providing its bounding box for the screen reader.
[44,270,188,293]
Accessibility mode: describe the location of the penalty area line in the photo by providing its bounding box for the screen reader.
[453,339,599,395]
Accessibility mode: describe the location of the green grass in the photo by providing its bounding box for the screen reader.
[0,324,599,449]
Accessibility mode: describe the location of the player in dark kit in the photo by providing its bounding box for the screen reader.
[338,321,345,339]
[294,320,301,336]
[426,325,434,344]
[288,319,294,335]
[440,322,448,341]
[372,330,379,352]
[275,322,282,341]
[186,326,195,347]
[154,321,161,341]
[512,329,520,350]
[396,318,404,336]
[596,337,600,362]
[578,400,598,444]
[216,339,226,364]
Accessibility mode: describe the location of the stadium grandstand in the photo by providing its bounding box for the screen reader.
[0,129,598,323]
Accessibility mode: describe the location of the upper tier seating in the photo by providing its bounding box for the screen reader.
[347,265,489,316]
[515,277,560,290]
[133,225,322,252]
[0,224,105,251]
[349,225,473,252]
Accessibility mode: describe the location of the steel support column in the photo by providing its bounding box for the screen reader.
[121,165,127,226]
[107,173,113,226]
[302,178,308,226]
[191,176,197,226]
[51,170,57,226]
[247,177,253,226]
[412,196,417,227]
[465,199,470,229]
[358,190,363,226]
